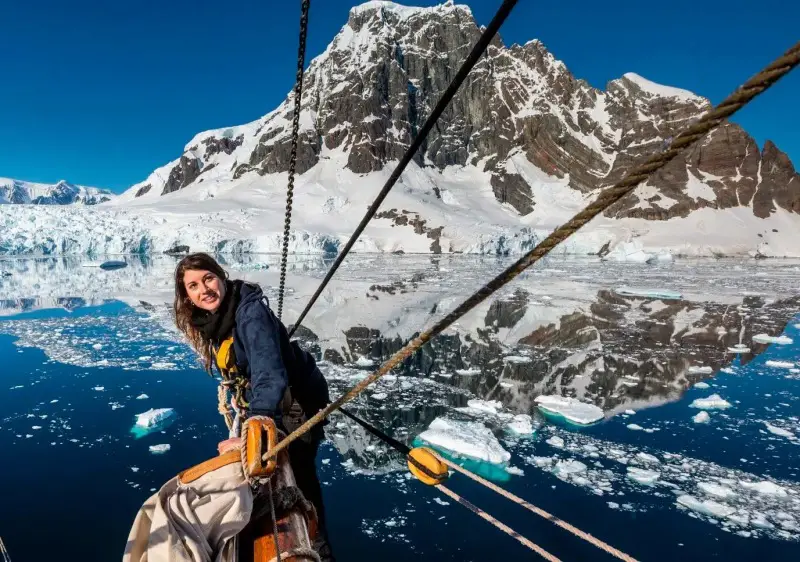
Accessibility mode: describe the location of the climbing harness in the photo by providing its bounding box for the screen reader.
[287,0,522,337]
[277,0,312,321]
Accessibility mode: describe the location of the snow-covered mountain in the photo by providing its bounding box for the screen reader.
[0,178,113,205]
[2,1,798,256]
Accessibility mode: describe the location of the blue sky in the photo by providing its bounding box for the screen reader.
[2,0,798,193]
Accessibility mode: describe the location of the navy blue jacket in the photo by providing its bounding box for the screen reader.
[232,282,329,421]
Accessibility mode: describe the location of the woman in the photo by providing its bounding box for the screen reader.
[173,252,334,561]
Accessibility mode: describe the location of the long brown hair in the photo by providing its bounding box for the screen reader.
[173,252,229,373]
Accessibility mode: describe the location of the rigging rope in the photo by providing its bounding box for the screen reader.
[339,408,635,561]
[267,39,800,462]
[339,409,561,560]
[277,0,312,321]
[287,0,521,337]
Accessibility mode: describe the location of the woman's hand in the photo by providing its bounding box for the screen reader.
[217,437,243,455]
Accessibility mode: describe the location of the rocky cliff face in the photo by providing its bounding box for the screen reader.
[127,1,798,225]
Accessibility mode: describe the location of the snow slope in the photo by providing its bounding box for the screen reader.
[0,178,113,205]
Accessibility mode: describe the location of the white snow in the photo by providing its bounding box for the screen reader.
[693,411,711,424]
[417,417,511,465]
[689,394,732,410]
[534,395,604,425]
[135,408,176,428]
[622,73,700,100]
[149,444,171,454]
[752,334,793,345]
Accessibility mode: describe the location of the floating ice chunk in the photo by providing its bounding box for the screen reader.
[498,382,513,389]
[553,459,587,478]
[636,452,661,464]
[150,362,176,370]
[417,417,511,464]
[627,424,644,431]
[690,394,731,410]
[110,402,124,410]
[752,334,793,345]
[624,409,636,415]
[130,467,140,473]
[534,395,604,425]
[698,482,737,499]
[727,346,751,353]
[455,368,481,376]
[677,495,735,518]
[615,286,682,300]
[739,481,787,497]
[507,414,534,435]
[762,422,795,440]
[693,411,711,424]
[546,436,565,448]
[135,408,176,428]
[50,399,59,404]
[688,366,713,375]
[503,355,532,364]
[627,467,660,485]
[371,392,387,400]
[765,360,795,369]
[92,343,103,350]
[149,444,170,454]
[136,394,149,400]
[432,497,450,506]
[693,382,710,389]
[354,356,374,367]
[31,426,42,430]
[93,386,105,391]
[505,466,525,476]
[466,399,502,415]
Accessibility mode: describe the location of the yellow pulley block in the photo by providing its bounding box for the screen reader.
[407,447,449,485]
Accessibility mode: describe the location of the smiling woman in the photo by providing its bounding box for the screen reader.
[171,252,335,560]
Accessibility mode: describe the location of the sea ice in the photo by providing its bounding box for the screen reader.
[136,394,149,400]
[465,399,502,415]
[693,382,710,389]
[627,467,660,485]
[765,360,795,369]
[93,386,104,391]
[763,422,796,440]
[688,366,713,375]
[135,408,176,428]
[624,409,636,415]
[689,394,731,410]
[355,356,374,367]
[506,414,534,435]
[417,418,511,464]
[752,334,793,345]
[92,343,103,350]
[698,482,737,499]
[149,444,170,454]
[546,436,565,448]
[627,424,644,431]
[739,481,788,497]
[534,395,604,425]
[693,411,711,424]
[727,346,751,353]
[677,495,735,518]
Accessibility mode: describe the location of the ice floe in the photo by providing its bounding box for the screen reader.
[149,444,170,454]
[506,414,534,435]
[763,422,796,440]
[534,395,604,425]
[417,417,511,464]
[688,366,713,375]
[690,394,732,410]
[627,467,660,485]
[752,334,793,345]
[693,382,710,389]
[693,411,711,424]
[135,408,175,428]
[765,360,795,369]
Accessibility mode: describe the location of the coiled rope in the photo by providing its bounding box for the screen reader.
[268,39,800,462]
[287,0,522,337]
[277,0,312,321]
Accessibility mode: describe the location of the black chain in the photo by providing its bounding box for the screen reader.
[277,0,311,320]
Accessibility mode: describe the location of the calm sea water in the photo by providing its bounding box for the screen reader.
[1,256,799,561]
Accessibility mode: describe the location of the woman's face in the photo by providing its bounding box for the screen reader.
[183,269,226,313]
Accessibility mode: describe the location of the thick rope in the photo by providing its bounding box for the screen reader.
[435,453,638,562]
[217,384,234,431]
[288,0,521,337]
[267,478,282,562]
[277,0,312,321]
[266,39,800,463]
[436,484,561,562]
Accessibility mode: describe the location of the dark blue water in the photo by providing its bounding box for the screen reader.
[1,302,799,561]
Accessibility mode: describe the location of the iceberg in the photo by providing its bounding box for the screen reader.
[752,334,793,345]
[149,444,171,454]
[689,394,731,410]
[416,417,511,465]
[534,395,604,425]
[693,382,710,389]
[692,411,711,424]
[135,408,175,428]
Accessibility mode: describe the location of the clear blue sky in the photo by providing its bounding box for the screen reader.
[2,0,798,193]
